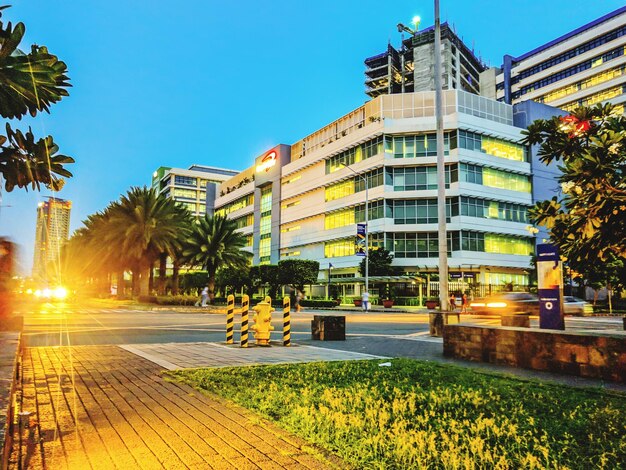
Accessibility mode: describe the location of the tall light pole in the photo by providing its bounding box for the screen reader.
[340,163,369,293]
[434,0,449,309]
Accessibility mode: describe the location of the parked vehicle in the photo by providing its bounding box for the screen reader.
[563,296,593,316]
[469,292,539,315]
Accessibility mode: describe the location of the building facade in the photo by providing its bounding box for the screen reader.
[215,90,559,297]
[490,6,626,112]
[365,23,486,99]
[151,165,238,216]
[32,197,72,280]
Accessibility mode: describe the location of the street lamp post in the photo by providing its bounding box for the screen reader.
[434,0,449,310]
[340,163,369,294]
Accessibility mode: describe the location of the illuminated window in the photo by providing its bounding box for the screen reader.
[259,238,271,262]
[259,215,271,235]
[325,137,383,174]
[459,164,532,193]
[281,200,301,209]
[284,174,302,184]
[245,235,253,247]
[260,186,272,213]
[459,130,527,162]
[562,84,626,111]
[173,188,197,199]
[281,225,301,233]
[324,239,356,258]
[325,180,354,201]
[325,209,355,230]
[281,251,301,258]
[179,202,197,213]
[486,272,529,286]
[232,214,253,229]
[215,194,254,217]
[485,234,533,255]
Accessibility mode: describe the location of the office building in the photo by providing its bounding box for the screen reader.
[489,5,626,112]
[365,23,486,98]
[151,165,238,216]
[215,90,559,296]
[33,197,72,280]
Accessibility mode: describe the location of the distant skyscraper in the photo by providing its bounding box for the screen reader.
[32,197,72,280]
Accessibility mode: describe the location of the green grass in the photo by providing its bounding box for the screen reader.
[169,359,626,469]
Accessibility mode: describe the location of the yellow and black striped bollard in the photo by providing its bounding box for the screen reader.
[241,294,249,348]
[283,296,291,346]
[226,294,234,344]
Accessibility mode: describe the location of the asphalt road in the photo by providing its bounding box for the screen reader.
[16,300,624,351]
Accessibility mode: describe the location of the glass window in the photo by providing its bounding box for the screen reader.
[174,175,197,186]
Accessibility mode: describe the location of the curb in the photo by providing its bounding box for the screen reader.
[1,332,22,470]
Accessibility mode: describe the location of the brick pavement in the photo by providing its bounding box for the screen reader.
[9,345,344,469]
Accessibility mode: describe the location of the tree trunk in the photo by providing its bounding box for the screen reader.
[139,264,150,298]
[208,271,216,304]
[132,269,139,297]
[148,261,155,294]
[172,260,180,295]
[116,268,125,299]
[158,253,167,295]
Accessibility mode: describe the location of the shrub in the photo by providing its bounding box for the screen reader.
[155,295,198,306]
[299,300,338,308]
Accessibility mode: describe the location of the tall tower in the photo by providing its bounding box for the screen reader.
[32,197,72,280]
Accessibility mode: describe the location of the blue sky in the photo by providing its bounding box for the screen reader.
[2,0,625,274]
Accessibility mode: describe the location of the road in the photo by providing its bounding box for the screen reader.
[16,300,624,356]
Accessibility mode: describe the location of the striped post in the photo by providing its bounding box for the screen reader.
[226,294,234,344]
[240,294,249,348]
[283,296,291,347]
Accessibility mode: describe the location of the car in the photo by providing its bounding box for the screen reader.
[469,292,539,315]
[563,296,593,316]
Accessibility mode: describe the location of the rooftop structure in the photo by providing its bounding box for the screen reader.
[365,23,486,98]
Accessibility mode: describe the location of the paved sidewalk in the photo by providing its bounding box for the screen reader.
[9,346,343,469]
[121,342,385,370]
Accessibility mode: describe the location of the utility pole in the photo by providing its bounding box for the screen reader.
[434,0,449,310]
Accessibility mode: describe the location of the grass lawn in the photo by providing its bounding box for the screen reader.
[169,359,626,469]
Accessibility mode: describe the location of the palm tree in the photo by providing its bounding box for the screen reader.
[107,187,190,297]
[182,214,251,304]
[0,6,73,193]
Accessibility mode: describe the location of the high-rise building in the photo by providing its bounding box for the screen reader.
[365,23,486,98]
[214,90,560,297]
[489,5,626,111]
[32,197,72,280]
[151,165,239,216]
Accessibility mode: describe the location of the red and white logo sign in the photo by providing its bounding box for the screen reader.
[256,150,277,173]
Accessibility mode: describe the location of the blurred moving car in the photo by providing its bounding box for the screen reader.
[563,296,593,316]
[469,292,539,315]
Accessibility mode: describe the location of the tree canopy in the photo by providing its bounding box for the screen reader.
[0,6,73,192]
[359,248,403,277]
[524,103,626,292]
[278,259,319,293]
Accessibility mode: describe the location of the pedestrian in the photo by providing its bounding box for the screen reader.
[449,293,457,311]
[461,293,469,314]
[362,290,370,312]
[200,285,209,307]
[295,289,303,313]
